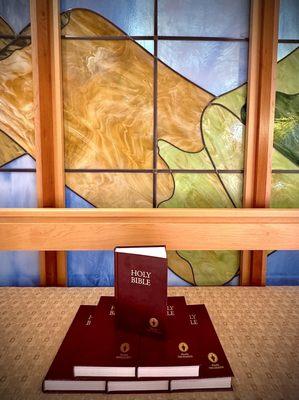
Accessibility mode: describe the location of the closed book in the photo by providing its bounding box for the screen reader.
[137,296,200,378]
[43,305,105,392]
[170,304,234,391]
[114,246,167,335]
[73,296,138,378]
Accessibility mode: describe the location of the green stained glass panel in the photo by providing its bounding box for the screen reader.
[271,174,299,208]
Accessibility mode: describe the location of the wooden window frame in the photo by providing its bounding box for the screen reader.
[2,0,297,286]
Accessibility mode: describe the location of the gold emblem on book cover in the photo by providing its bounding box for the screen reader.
[120,342,130,353]
[178,342,189,353]
[208,352,218,363]
[149,317,159,328]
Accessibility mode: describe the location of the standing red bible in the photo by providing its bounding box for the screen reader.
[114,246,167,335]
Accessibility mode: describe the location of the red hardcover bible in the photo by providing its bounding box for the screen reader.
[43,305,106,392]
[114,246,167,334]
[170,304,234,391]
[137,296,200,378]
[73,296,138,378]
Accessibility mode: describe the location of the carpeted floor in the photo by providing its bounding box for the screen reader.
[0,287,298,399]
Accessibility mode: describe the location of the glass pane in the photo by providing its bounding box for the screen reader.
[168,268,192,286]
[0,43,34,162]
[219,173,243,207]
[272,43,299,212]
[278,43,299,61]
[61,1,154,36]
[278,0,299,40]
[0,133,25,167]
[68,251,114,286]
[62,39,153,169]
[274,49,299,169]
[136,40,154,55]
[0,155,36,206]
[66,173,153,208]
[158,41,248,96]
[0,0,30,34]
[167,250,239,286]
[0,251,39,286]
[271,173,299,208]
[65,186,94,208]
[267,251,299,285]
[0,171,37,207]
[158,0,250,38]
[157,141,214,171]
[157,172,237,208]
[1,154,35,169]
[276,47,299,95]
[201,105,245,170]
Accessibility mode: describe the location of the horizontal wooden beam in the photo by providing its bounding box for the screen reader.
[0,209,298,251]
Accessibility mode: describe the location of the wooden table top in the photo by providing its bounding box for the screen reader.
[0,287,298,400]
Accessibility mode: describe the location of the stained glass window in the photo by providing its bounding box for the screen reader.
[267,0,299,285]
[60,1,250,287]
[2,1,295,287]
[0,0,39,286]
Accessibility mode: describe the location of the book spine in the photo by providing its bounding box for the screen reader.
[114,249,119,302]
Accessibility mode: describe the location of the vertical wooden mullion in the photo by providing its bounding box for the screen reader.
[50,0,67,286]
[30,0,66,286]
[241,0,280,285]
[240,0,262,285]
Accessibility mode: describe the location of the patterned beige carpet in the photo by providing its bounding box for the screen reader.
[0,287,298,400]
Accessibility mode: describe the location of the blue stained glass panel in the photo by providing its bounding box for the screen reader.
[0,155,36,206]
[168,269,191,286]
[267,251,299,285]
[1,154,35,169]
[0,251,39,286]
[68,251,114,286]
[158,0,249,38]
[279,0,299,40]
[277,44,299,60]
[66,187,94,208]
[0,0,30,34]
[224,275,239,286]
[136,40,154,55]
[0,171,37,207]
[61,0,154,36]
[158,41,248,96]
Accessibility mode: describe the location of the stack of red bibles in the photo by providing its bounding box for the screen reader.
[43,246,233,393]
